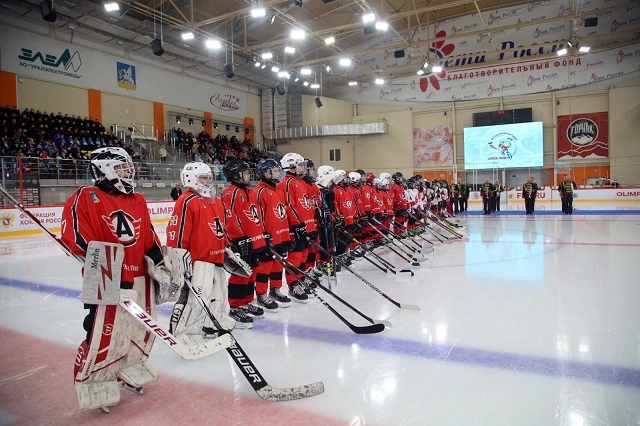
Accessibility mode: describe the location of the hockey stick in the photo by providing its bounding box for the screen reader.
[366,223,424,265]
[307,240,420,311]
[336,229,414,277]
[270,249,389,331]
[181,276,325,401]
[423,211,464,239]
[393,219,435,246]
[0,184,232,360]
[335,236,388,274]
[370,217,427,254]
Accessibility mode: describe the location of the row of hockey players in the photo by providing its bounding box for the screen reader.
[62,146,449,412]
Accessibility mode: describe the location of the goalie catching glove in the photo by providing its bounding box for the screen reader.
[223,247,253,277]
[145,247,192,304]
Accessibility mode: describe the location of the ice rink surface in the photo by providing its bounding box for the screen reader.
[1,211,639,425]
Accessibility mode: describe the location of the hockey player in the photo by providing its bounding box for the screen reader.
[277,153,315,302]
[253,158,292,310]
[303,159,322,275]
[167,162,237,338]
[221,159,267,326]
[332,170,356,258]
[390,172,409,237]
[63,147,174,412]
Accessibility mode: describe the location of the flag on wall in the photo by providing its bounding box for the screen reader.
[413,125,453,168]
[117,62,136,91]
[557,112,608,160]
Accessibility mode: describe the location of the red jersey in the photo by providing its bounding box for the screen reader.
[382,189,394,216]
[390,182,409,211]
[61,186,162,283]
[333,185,356,225]
[347,186,364,218]
[255,181,291,246]
[221,184,266,250]
[360,184,374,214]
[277,173,317,232]
[371,188,384,215]
[166,191,227,265]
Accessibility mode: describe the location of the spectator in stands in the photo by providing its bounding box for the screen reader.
[159,145,168,163]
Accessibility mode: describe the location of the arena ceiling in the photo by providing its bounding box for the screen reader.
[1,0,638,103]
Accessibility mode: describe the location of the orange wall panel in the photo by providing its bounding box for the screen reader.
[153,102,164,137]
[88,89,102,122]
[0,71,17,109]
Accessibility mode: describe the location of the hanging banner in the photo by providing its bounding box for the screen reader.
[557,112,609,160]
[413,125,454,167]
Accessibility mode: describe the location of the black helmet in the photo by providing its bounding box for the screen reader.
[223,159,250,183]
[392,172,404,184]
[255,158,280,184]
[355,169,366,176]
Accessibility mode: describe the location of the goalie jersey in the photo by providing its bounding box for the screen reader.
[166,192,227,265]
[61,186,162,283]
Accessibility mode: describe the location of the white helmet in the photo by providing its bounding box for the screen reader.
[317,165,335,177]
[373,178,381,187]
[316,170,336,189]
[379,172,391,182]
[181,162,214,198]
[333,169,346,184]
[348,171,361,184]
[280,153,306,176]
[380,178,390,187]
[89,147,136,194]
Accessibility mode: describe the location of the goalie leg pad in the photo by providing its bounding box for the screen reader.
[75,380,120,411]
[209,264,236,331]
[82,241,124,305]
[119,277,158,387]
[117,361,158,388]
[173,261,236,337]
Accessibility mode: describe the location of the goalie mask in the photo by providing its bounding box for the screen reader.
[90,147,135,195]
[181,162,214,198]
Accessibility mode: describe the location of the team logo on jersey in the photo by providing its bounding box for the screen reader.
[299,194,313,210]
[274,202,287,221]
[244,205,261,225]
[102,210,141,247]
[103,323,113,336]
[208,217,225,239]
[365,192,371,200]
[343,199,353,209]
[373,194,382,206]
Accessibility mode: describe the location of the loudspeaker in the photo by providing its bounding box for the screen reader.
[275,83,286,96]
[584,17,598,27]
[224,63,234,79]
[314,97,323,108]
[363,24,376,35]
[394,49,405,58]
[150,38,164,56]
[39,0,57,23]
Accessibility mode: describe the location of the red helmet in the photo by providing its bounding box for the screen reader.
[365,172,375,184]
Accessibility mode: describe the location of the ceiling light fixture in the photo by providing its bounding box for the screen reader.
[375,21,388,31]
[104,2,119,12]
[261,52,272,59]
[417,69,424,75]
[254,61,261,67]
[303,81,309,86]
[251,7,266,17]
[375,78,384,85]
[432,65,443,72]
[339,58,351,66]
[579,46,590,52]
[284,46,295,54]
[362,13,375,23]
[348,81,357,86]
[261,64,266,69]
[325,65,332,72]
[290,28,305,40]
[294,77,299,82]
[310,83,320,89]
[205,39,221,49]
[181,31,194,40]
[324,36,335,45]
[300,68,312,75]
[271,66,280,73]
[557,48,568,56]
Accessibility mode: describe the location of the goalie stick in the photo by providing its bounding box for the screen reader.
[181,275,325,401]
[270,250,387,333]
[0,185,324,401]
[307,240,420,311]
[0,185,233,360]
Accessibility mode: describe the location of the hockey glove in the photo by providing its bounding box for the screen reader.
[334,216,344,230]
[308,230,318,240]
[293,223,308,242]
[360,213,369,226]
[232,236,253,264]
[145,255,181,305]
[223,247,252,277]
